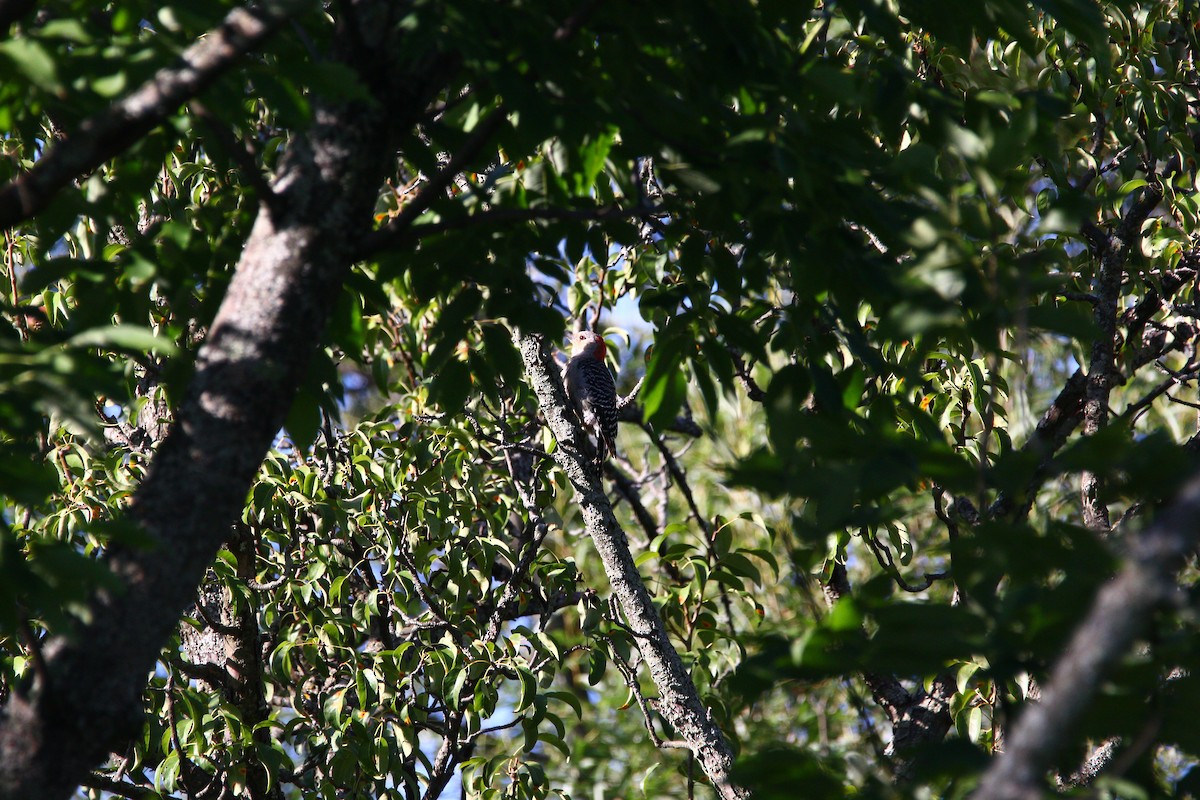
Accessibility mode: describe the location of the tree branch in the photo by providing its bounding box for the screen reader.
[619,401,703,436]
[81,773,180,800]
[515,330,747,800]
[355,106,509,256]
[991,369,1087,521]
[1080,183,1164,532]
[973,469,1200,800]
[0,0,305,230]
[0,8,427,794]
[822,564,911,717]
[823,562,955,777]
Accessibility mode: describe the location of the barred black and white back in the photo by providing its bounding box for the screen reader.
[565,330,619,461]
[572,357,618,459]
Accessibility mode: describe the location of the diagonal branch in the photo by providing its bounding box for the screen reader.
[973,469,1200,800]
[515,329,747,800]
[355,106,509,256]
[0,0,306,230]
[822,564,912,719]
[990,369,1087,521]
[81,772,181,800]
[823,561,955,776]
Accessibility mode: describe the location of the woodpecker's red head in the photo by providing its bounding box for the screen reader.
[570,330,607,360]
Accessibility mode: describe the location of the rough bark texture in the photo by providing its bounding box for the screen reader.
[1078,186,1164,533]
[0,6,414,796]
[515,331,747,800]
[973,469,1200,800]
[176,528,282,800]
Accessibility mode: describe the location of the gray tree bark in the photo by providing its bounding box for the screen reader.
[973,469,1200,800]
[0,4,446,796]
[516,331,748,800]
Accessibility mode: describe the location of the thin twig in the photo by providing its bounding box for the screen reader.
[642,423,709,536]
[609,641,673,750]
[4,230,26,341]
[190,597,240,637]
[860,527,947,593]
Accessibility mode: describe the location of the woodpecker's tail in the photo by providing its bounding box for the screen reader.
[598,428,618,461]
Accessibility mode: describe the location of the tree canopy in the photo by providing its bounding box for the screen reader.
[3,1,1200,798]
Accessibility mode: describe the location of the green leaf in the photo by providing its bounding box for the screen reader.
[0,450,58,505]
[573,130,615,195]
[515,667,536,713]
[66,325,178,355]
[0,39,61,93]
[587,648,606,686]
[284,385,322,454]
[428,357,472,414]
[640,762,662,797]
[641,336,689,428]
[733,746,844,798]
[547,690,583,720]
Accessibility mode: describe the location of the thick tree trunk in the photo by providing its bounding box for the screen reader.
[0,12,407,799]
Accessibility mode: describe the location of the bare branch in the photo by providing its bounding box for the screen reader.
[990,369,1087,521]
[642,422,710,536]
[1058,737,1120,790]
[515,330,747,800]
[422,712,464,800]
[731,351,768,402]
[81,773,180,800]
[1080,182,1164,532]
[482,510,554,641]
[0,0,305,230]
[619,401,703,436]
[188,600,241,638]
[617,376,645,410]
[606,464,660,542]
[973,469,1200,800]
[172,658,231,689]
[860,528,948,593]
[823,562,954,775]
[823,564,912,718]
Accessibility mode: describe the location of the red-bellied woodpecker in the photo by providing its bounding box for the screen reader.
[565,330,618,462]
